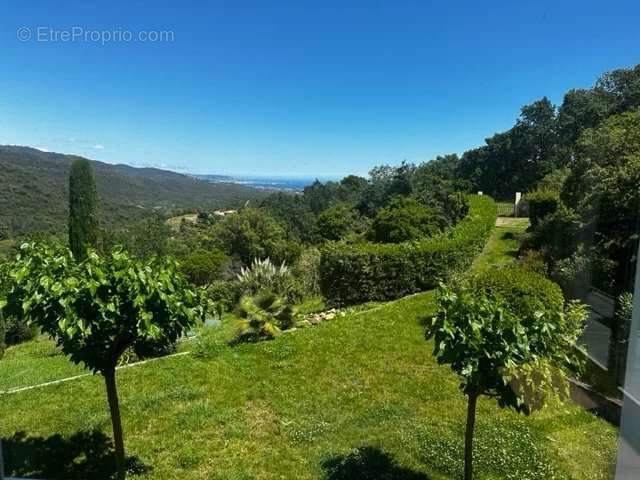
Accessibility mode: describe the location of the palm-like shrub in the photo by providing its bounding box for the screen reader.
[235,291,295,342]
[236,258,293,297]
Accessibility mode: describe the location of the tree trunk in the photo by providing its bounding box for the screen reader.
[104,368,126,480]
[464,391,479,480]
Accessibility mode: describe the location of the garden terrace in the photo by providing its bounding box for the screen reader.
[0,221,616,479]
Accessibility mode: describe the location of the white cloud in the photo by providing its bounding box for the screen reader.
[35,146,49,152]
[92,144,105,150]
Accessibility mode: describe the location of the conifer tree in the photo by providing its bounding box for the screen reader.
[69,158,99,259]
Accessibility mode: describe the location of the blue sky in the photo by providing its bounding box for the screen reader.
[1,1,639,178]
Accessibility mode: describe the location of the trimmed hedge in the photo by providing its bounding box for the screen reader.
[320,195,497,305]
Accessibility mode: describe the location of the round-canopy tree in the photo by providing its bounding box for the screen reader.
[2,243,207,479]
[426,268,587,480]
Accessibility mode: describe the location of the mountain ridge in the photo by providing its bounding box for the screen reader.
[0,145,268,237]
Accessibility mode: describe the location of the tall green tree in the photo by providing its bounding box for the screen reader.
[3,243,207,479]
[369,197,441,243]
[316,202,365,241]
[209,207,300,265]
[427,269,586,480]
[69,158,99,260]
[458,98,559,198]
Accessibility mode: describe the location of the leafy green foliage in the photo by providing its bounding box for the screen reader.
[458,97,559,199]
[69,159,99,260]
[0,261,35,346]
[536,167,570,193]
[0,226,617,480]
[411,155,470,225]
[235,291,295,341]
[369,196,442,243]
[320,195,496,305]
[550,246,616,299]
[178,249,229,286]
[206,280,240,312]
[557,88,611,146]
[528,203,581,261]
[612,292,634,383]
[104,216,173,260]
[427,269,587,479]
[209,208,301,265]
[2,313,37,346]
[429,266,586,409]
[260,192,319,243]
[316,202,366,241]
[4,243,206,374]
[531,110,640,294]
[2,242,208,479]
[0,305,4,358]
[292,247,322,298]
[457,65,640,199]
[522,190,559,228]
[473,266,565,319]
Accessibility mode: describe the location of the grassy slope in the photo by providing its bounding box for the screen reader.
[0,224,617,479]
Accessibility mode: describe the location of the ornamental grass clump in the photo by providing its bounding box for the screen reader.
[237,257,294,298]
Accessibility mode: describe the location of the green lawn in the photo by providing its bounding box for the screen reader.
[474,218,529,271]
[0,226,617,479]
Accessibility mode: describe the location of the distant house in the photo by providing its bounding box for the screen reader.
[213,209,237,217]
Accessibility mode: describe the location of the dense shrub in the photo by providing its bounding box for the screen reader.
[206,280,240,311]
[4,315,37,345]
[368,197,442,243]
[316,202,365,241]
[612,292,634,384]
[1,262,36,346]
[292,248,322,298]
[0,308,5,356]
[517,249,548,275]
[550,246,616,298]
[209,208,301,265]
[178,248,229,286]
[472,266,565,320]
[104,216,172,260]
[529,204,581,262]
[523,190,560,228]
[320,195,496,305]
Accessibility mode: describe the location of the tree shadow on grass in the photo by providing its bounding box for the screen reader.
[322,446,431,480]
[2,430,150,479]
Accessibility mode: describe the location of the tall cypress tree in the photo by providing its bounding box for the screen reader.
[69,158,99,260]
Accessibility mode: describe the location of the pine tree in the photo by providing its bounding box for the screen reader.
[69,158,99,260]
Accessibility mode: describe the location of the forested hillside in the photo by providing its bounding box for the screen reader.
[0,146,267,237]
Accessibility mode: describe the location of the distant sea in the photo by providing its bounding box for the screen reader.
[195,174,334,192]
